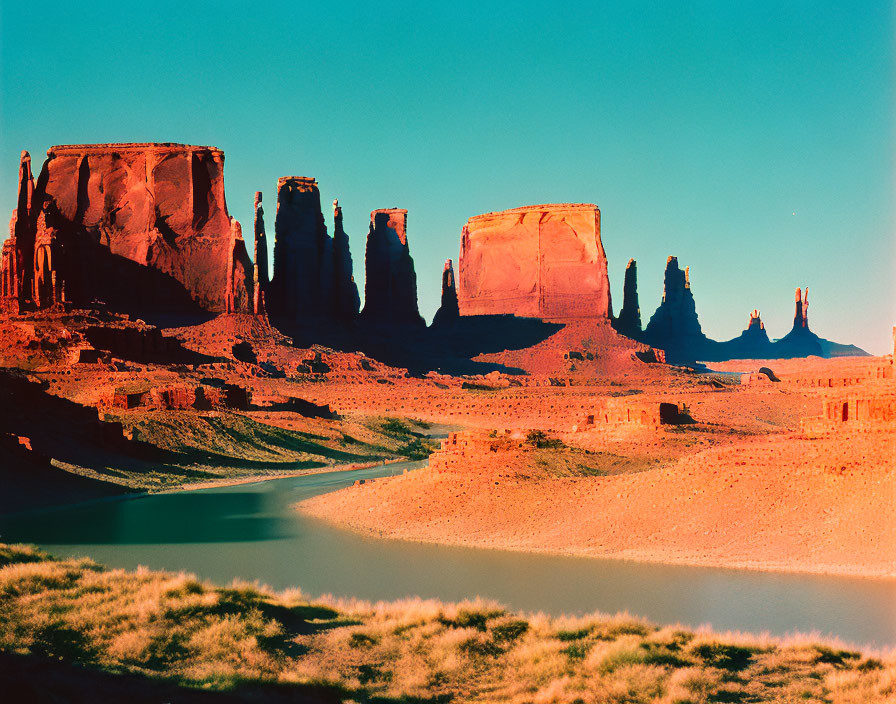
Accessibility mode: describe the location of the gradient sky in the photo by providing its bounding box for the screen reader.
[1,1,893,352]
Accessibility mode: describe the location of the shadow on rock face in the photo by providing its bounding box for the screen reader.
[272,314,563,376]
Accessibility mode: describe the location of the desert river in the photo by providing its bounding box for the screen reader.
[2,460,894,650]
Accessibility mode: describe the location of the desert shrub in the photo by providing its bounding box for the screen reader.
[491,619,529,644]
[395,438,435,460]
[811,645,862,668]
[439,607,503,632]
[0,545,892,704]
[556,627,593,642]
[563,642,589,662]
[349,632,378,648]
[690,642,759,671]
[526,430,562,449]
[459,636,504,659]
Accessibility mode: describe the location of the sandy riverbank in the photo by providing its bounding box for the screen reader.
[299,430,896,578]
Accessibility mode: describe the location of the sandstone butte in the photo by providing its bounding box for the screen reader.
[1,144,254,314]
[361,208,424,326]
[457,203,611,320]
[268,177,358,323]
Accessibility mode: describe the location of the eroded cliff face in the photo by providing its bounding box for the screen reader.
[457,204,611,319]
[361,208,423,326]
[2,143,250,313]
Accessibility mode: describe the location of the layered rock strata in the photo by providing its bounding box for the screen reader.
[457,204,611,319]
[360,208,424,326]
[1,143,250,313]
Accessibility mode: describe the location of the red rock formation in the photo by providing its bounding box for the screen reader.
[270,176,333,320]
[224,217,254,314]
[253,191,269,315]
[432,258,459,326]
[642,256,709,362]
[267,181,360,323]
[0,237,15,305]
[457,204,611,319]
[332,199,360,320]
[1,143,248,313]
[794,287,809,328]
[748,309,764,330]
[361,208,424,326]
[613,258,641,338]
[1,152,36,307]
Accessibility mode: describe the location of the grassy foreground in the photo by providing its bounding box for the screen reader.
[1,546,893,703]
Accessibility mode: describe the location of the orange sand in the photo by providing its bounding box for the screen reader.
[300,429,896,578]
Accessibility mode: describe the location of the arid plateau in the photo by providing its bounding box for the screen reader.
[1,143,893,703]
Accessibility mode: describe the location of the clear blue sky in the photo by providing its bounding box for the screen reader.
[1,1,893,352]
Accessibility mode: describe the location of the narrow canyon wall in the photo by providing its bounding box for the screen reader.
[457,204,611,319]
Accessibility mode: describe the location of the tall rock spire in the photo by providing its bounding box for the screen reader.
[643,256,709,362]
[5,151,36,306]
[225,217,253,314]
[792,287,810,328]
[802,287,809,328]
[614,258,641,338]
[331,198,360,320]
[253,191,268,315]
[432,258,460,326]
[270,176,330,320]
[360,208,424,326]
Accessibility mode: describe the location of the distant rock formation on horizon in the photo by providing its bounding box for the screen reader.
[0,147,871,367]
[634,260,867,363]
[641,256,710,361]
[457,204,611,320]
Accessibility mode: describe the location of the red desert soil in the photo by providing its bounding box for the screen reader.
[300,426,896,578]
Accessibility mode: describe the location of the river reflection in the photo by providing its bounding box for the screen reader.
[2,461,894,649]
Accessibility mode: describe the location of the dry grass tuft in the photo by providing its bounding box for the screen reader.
[0,543,893,703]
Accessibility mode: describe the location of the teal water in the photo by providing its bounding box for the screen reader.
[2,461,894,649]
